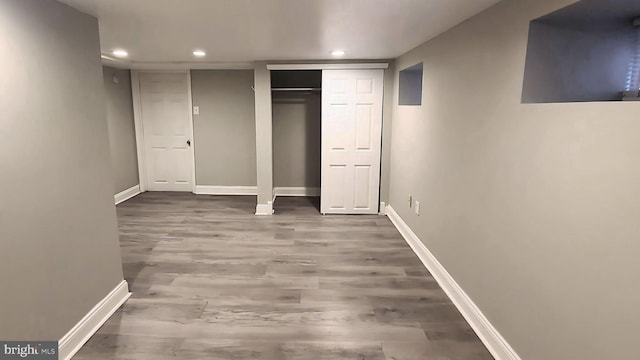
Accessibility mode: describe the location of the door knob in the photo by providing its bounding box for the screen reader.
[187,140,191,146]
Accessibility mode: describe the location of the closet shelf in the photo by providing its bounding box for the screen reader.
[271,87,321,92]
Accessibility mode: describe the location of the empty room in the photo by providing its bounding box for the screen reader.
[1,0,639,359]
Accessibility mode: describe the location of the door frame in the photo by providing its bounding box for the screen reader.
[263,63,389,215]
[131,70,197,193]
[267,63,389,71]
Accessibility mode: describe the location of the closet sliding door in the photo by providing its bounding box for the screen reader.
[321,69,384,214]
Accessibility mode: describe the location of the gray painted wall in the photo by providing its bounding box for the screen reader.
[191,70,257,186]
[103,66,139,194]
[380,63,395,206]
[0,0,124,340]
[389,0,640,359]
[272,92,321,188]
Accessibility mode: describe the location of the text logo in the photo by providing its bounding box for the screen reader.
[0,342,57,359]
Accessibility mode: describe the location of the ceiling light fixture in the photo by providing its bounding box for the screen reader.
[193,50,206,57]
[331,50,345,57]
[111,49,128,58]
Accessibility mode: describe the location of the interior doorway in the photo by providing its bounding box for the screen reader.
[133,71,195,192]
[269,68,385,215]
[271,70,322,212]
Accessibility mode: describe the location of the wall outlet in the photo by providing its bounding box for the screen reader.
[193,106,200,115]
[415,200,420,216]
[409,195,413,208]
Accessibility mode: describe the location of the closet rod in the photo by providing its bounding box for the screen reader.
[271,87,321,92]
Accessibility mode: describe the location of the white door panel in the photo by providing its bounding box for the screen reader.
[354,165,372,209]
[140,73,193,191]
[326,165,348,211]
[321,69,384,214]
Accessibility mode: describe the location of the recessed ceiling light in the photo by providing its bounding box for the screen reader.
[331,50,345,57]
[111,49,128,58]
[193,50,206,57]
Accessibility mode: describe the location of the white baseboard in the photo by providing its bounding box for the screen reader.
[273,187,320,198]
[114,185,141,205]
[386,206,521,360]
[255,201,274,216]
[59,280,131,360]
[379,202,387,215]
[195,185,257,196]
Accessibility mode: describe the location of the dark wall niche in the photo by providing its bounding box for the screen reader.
[521,0,640,103]
[271,70,321,89]
[399,63,423,106]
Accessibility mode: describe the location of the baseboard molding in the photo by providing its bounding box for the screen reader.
[273,187,320,198]
[59,280,131,360]
[379,202,387,215]
[114,185,141,205]
[386,206,521,360]
[195,185,257,196]
[255,201,274,216]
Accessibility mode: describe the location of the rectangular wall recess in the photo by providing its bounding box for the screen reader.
[399,62,423,106]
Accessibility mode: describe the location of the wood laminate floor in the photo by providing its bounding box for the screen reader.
[74,192,493,360]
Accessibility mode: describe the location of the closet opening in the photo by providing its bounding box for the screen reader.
[271,70,322,213]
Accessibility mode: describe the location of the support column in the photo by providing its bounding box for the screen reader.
[253,62,274,215]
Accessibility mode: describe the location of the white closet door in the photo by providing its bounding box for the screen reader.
[139,72,193,191]
[321,69,384,214]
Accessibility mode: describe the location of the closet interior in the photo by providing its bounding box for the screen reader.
[271,70,322,212]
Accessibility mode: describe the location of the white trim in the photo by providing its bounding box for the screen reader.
[255,201,274,215]
[386,206,521,360]
[133,62,254,70]
[102,56,254,70]
[59,280,131,360]
[379,202,387,215]
[195,185,257,196]
[267,63,389,70]
[273,187,320,197]
[101,55,129,69]
[114,185,141,205]
[130,71,147,192]
[186,71,197,193]
[104,60,254,70]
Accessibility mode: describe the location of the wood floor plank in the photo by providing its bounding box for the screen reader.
[73,193,493,359]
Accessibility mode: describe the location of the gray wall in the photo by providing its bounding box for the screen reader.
[103,66,139,194]
[272,92,321,188]
[191,70,256,186]
[380,63,395,206]
[389,0,640,359]
[0,0,124,340]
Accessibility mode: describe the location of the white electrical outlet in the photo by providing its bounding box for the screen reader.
[193,106,200,115]
[415,200,420,216]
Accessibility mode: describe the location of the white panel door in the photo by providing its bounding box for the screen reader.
[321,69,384,214]
[139,72,193,191]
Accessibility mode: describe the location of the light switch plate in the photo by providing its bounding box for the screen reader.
[193,106,200,115]
[415,201,420,216]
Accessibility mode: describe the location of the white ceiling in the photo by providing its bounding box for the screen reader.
[60,0,501,65]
